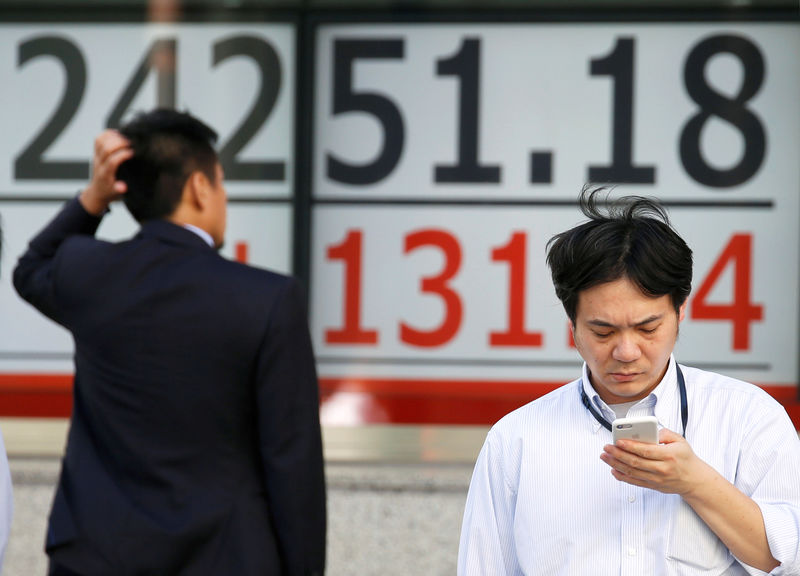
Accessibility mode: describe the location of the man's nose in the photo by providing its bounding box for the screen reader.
[612,333,641,362]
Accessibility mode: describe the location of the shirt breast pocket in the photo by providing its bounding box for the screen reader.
[665,500,739,574]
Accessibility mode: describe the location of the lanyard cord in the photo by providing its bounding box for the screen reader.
[580,364,688,438]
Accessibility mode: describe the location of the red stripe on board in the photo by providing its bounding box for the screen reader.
[0,374,73,391]
[317,378,800,427]
[0,374,798,428]
[318,378,565,425]
[0,374,73,417]
[786,404,800,428]
[320,378,566,398]
[760,386,799,403]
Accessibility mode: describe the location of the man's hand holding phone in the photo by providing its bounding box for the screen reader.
[601,422,711,497]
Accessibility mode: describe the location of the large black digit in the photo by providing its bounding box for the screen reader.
[434,38,500,184]
[679,35,766,188]
[213,35,285,181]
[588,37,655,184]
[327,39,405,185]
[106,38,177,129]
[15,36,89,180]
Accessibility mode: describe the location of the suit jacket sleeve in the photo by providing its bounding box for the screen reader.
[254,277,327,576]
[13,197,103,323]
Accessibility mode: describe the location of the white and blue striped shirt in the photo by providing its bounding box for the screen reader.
[458,357,800,575]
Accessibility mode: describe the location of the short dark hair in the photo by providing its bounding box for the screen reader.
[117,109,218,222]
[546,185,693,323]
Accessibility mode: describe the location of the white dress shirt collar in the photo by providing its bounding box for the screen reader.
[651,357,684,433]
[181,223,215,248]
[581,355,680,433]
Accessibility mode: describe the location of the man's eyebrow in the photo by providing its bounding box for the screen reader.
[586,314,663,329]
[634,314,663,326]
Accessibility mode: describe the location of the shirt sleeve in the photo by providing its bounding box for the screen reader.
[458,428,522,576]
[737,399,800,575]
[0,428,13,573]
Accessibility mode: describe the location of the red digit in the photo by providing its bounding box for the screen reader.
[325,230,379,345]
[690,233,763,351]
[489,232,543,347]
[400,229,463,347]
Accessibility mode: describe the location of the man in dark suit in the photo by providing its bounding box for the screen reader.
[13,109,326,576]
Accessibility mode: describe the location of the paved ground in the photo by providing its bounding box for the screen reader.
[4,424,799,575]
[0,421,486,575]
[3,457,476,576]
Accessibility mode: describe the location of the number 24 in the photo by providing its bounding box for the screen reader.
[15,34,285,182]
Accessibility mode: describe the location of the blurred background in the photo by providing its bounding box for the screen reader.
[0,0,798,573]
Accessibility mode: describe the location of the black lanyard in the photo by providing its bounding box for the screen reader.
[580,364,688,438]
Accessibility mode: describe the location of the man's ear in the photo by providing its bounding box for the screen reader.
[184,170,211,210]
[678,300,688,323]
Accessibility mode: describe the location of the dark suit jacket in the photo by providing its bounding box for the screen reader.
[14,198,326,576]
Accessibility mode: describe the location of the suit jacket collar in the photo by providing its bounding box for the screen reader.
[137,219,215,251]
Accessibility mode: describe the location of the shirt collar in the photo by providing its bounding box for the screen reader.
[581,364,610,434]
[181,223,215,248]
[651,356,683,433]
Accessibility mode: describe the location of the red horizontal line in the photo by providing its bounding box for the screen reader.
[319,377,566,398]
[3,373,797,395]
[0,374,797,428]
[317,378,800,427]
[763,386,800,403]
[319,377,800,399]
[0,374,73,418]
[0,373,73,393]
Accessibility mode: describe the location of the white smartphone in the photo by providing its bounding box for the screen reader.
[611,416,659,444]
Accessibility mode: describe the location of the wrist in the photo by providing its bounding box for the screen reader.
[680,459,719,502]
[79,187,111,216]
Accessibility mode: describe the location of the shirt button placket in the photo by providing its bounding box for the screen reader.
[621,488,644,576]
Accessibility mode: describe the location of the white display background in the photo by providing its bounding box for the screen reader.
[311,22,800,389]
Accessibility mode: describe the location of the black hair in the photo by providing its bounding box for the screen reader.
[546,185,693,323]
[116,109,218,222]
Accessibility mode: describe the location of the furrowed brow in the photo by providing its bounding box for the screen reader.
[634,314,663,327]
[586,314,663,329]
